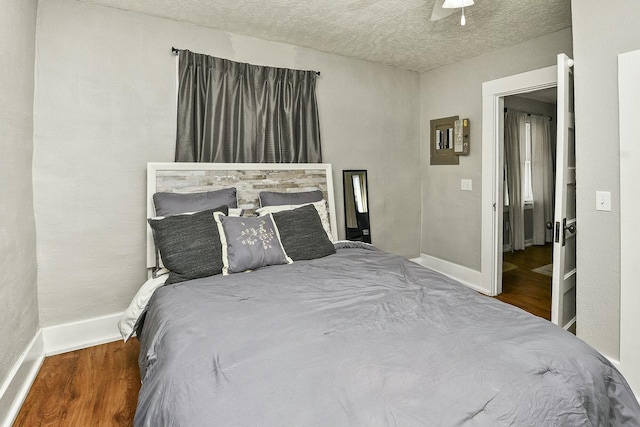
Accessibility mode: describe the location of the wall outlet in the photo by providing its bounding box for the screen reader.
[596,191,611,211]
[461,179,472,191]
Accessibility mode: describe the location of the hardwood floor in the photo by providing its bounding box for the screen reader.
[14,340,140,427]
[495,244,553,320]
[14,252,553,425]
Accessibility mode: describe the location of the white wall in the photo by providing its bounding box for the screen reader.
[33,0,421,327]
[0,0,39,393]
[571,0,640,360]
[619,48,640,398]
[420,29,573,271]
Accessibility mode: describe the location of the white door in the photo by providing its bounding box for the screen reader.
[618,49,640,396]
[551,53,577,331]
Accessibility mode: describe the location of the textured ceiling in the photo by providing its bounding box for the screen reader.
[76,0,572,72]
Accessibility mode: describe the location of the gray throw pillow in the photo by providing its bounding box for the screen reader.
[153,188,237,216]
[214,212,292,274]
[148,206,228,284]
[259,189,323,207]
[271,204,336,260]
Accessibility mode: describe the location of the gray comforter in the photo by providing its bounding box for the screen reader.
[135,244,640,426]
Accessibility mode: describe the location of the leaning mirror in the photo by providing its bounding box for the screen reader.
[343,170,371,243]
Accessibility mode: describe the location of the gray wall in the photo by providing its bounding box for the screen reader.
[33,0,421,327]
[0,0,39,386]
[571,0,640,360]
[504,95,557,136]
[420,29,573,271]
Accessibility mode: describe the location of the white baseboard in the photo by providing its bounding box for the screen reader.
[606,356,640,403]
[411,253,487,294]
[606,356,621,371]
[0,312,124,427]
[43,311,124,356]
[0,331,44,427]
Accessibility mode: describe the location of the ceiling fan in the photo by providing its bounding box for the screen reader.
[431,0,475,25]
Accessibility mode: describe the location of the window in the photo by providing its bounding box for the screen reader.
[522,121,534,203]
[504,169,510,206]
[504,118,534,207]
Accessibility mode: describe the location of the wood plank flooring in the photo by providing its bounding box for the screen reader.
[14,340,140,427]
[495,244,553,320]
[14,249,553,425]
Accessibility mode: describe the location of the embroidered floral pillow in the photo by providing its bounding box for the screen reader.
[213,212,292,275]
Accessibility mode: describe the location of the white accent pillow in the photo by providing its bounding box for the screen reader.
[255,200,333,242]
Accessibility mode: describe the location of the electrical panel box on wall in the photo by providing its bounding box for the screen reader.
[454,118,470,155]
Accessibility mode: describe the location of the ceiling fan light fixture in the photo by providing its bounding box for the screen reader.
[440,0,474,26]
[441,0,474,8]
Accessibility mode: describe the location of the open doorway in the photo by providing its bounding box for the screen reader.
[482,55,576,330]
[497,90,557,320]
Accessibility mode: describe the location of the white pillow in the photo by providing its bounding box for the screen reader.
[119,272,169,341]
[255,200,333,242]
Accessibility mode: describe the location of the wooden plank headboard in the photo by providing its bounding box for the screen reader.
[146,162,337,269]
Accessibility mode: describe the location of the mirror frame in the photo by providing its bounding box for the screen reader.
[342,170,371,244]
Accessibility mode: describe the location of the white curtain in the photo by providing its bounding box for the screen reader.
[531,115,554,244]
[504,111,528,251]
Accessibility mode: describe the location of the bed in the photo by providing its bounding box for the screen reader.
[121,162,640,426]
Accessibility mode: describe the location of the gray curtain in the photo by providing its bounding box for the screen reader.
[504,111,527,251]
[175,50,322,163]
[530,115,554,244]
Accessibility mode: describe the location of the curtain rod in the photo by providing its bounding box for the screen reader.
[171,47,321,76]
[504,107,552,121]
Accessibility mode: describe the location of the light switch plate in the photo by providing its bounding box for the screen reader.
[596,191,611,211]
[461,179,472,191]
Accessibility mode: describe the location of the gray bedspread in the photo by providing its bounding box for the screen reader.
[135,245,640,426]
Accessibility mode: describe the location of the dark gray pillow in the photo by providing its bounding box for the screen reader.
[214,212,292,274]
[148,206,228,284]
[153,188,237,216]
[272,204,336,261]
[259,190,323,207]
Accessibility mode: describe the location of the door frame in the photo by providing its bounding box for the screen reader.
[618,49,640,396]
[481,66,557,296]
